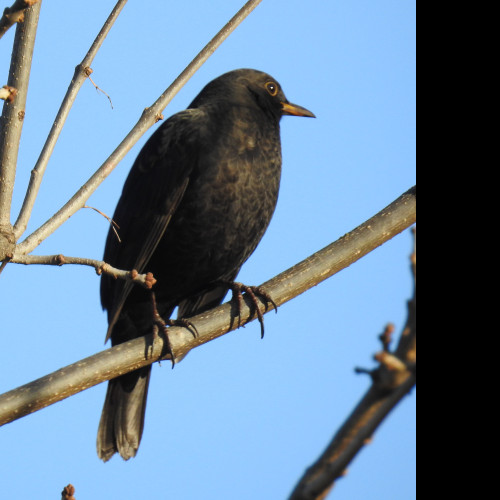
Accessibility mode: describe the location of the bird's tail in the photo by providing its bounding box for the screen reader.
[97,366,151,462]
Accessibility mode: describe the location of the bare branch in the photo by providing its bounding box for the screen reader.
[0,186,416,426]
[0,1,41,226]
[10,253,157,289]
[14,0,264,256]
[0,0,40,40]
[12,0,128,240]
[0,85,17,102]
[288,229,417,500]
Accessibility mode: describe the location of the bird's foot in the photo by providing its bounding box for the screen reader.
[221,280,277,338]
[150,292,198,368]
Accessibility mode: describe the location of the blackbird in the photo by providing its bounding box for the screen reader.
[97,68,315,461]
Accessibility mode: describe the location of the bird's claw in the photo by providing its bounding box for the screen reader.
[165,318,199,338]
[150,292,198,369]
[223,281,277,338]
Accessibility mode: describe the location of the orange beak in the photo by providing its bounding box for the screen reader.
[281,101,316,118]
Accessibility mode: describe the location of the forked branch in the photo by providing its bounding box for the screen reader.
[288,229,417,500]
[13,0,129,239]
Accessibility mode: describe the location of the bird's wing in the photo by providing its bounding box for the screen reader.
[101,108,207,340]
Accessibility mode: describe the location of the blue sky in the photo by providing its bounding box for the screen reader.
[0,1,416,499]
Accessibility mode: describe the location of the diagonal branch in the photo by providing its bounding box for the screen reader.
[12,0,128,240]
[14,0,263,256]
[0,186,416,426]
[0,0,40,40]
[0,0,41,227]
[288,229,417,500]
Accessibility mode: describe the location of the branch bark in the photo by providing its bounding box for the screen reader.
[13,0,263,256]
[0,0,41,227]
[0,186,416,427]
[288,229,417,500]
[0,0,40,40]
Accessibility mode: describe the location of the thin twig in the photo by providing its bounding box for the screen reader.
[13,0,128,240]
[0,0,40,40]
[0,1,41,226]
[84,205,121,242]
[10,253,157,288]
[0,257,10,274]
[14,0,263,256]
[87,71,114,109]
[0,186,416,426]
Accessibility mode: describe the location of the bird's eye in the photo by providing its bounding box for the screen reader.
[265,81,279,97]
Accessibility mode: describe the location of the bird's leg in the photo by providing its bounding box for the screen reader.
[150,292,198,368]
[220,280,278,338]
[150,291,176,368]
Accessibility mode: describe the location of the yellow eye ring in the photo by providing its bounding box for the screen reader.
[265,81,279,97]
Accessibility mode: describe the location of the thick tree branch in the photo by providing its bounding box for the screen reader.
[10,253,157,288]
[14,0,263,256]
[0,0,40,227]
[0,0,40,40]
[0,186,416,426]
[12,0,128,240]
[288,229,417,500]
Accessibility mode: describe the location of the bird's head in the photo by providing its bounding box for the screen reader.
[189,69,315,122]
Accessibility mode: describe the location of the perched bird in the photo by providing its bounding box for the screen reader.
[97,69,315,462]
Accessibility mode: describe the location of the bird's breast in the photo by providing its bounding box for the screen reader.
[151,124,282,295]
